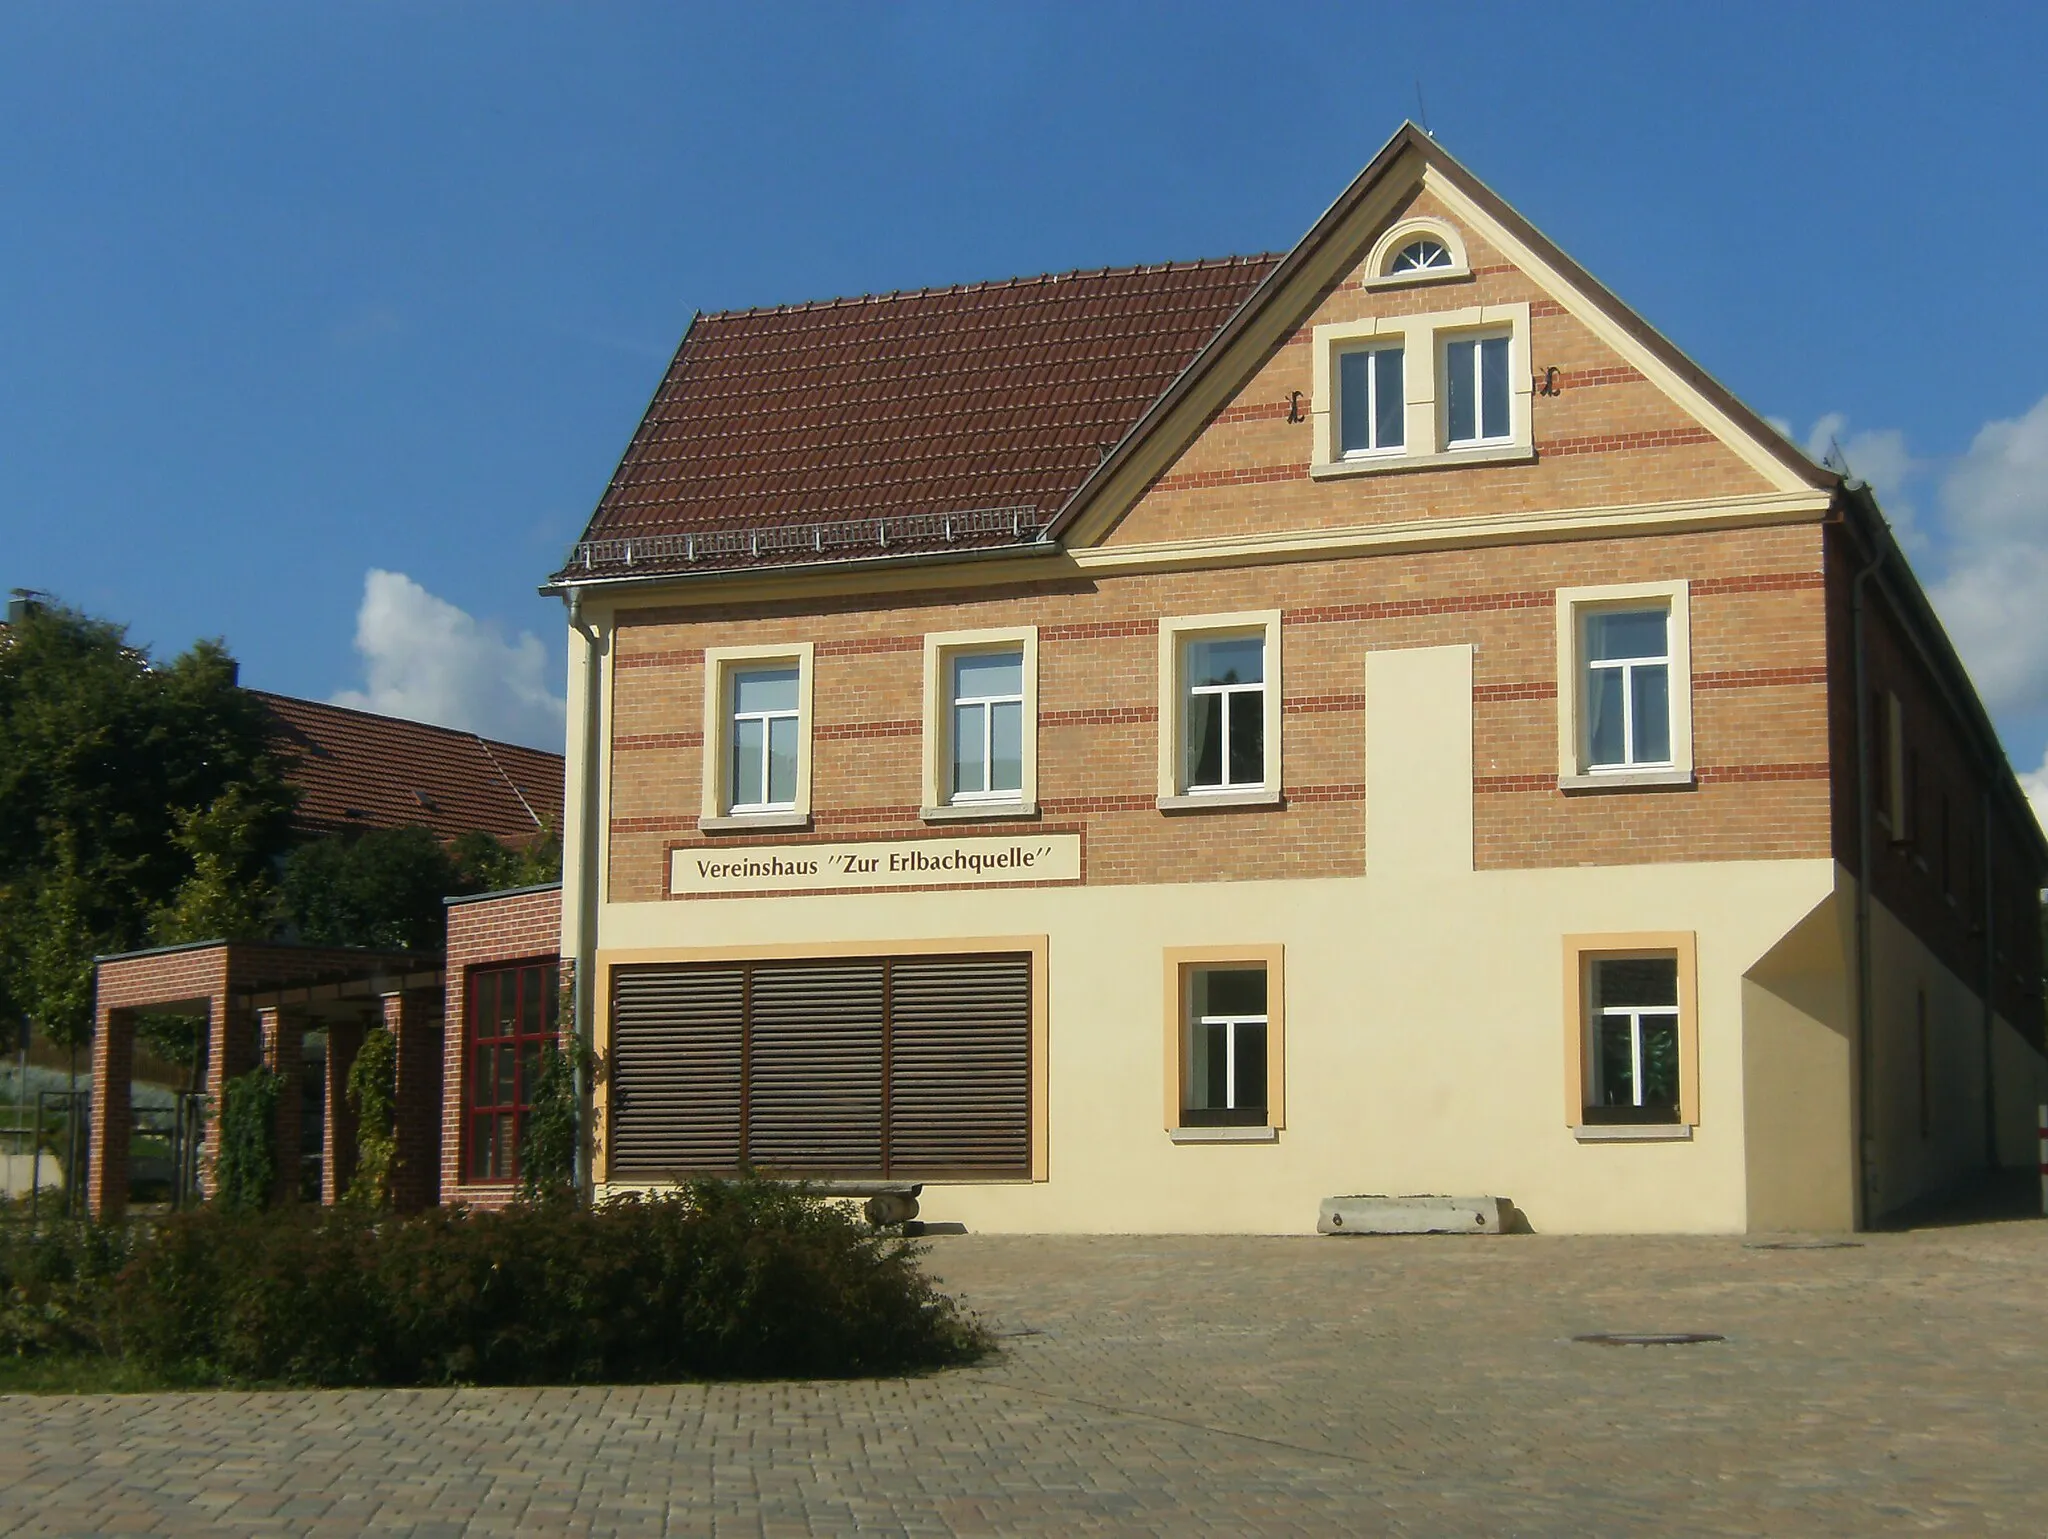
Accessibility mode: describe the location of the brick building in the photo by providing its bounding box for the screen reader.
[459,124,2043,1232]
[87,695,563,1217]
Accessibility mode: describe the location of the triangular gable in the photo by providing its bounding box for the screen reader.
[1052,124,1834,551]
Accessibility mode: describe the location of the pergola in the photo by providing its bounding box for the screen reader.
[89,940,442,1220]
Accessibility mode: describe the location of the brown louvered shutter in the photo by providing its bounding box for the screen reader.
[608,965,744,1178]
[886,952,1031,1179]
[746,960,885,1175]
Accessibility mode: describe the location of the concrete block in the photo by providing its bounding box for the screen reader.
[1319,1194,1507,1235]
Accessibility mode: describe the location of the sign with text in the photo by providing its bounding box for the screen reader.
[671,832,1082,896]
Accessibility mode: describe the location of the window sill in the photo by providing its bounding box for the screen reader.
[1157,788,1283,813]
[1558,768,1695,793]
[919,801,1039,824]
[697,811,811,833]
[1310,443,1536,479]
[1573,1123,1693,1143]
[1169,1125,1278,1143]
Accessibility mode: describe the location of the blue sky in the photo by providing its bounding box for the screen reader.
[4,4,2046,780]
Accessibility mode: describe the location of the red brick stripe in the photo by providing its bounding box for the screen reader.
[1539,426,1717,458]
[1212,400,1302,426]
[614,731,703,752]
[1475,762,1830,794]
[1042,618,1156,642]
[1043,705,1157,727]
[1539,364,1645,390]
[1695,666,1828,690]
[815,719,918,741]
[817,635,923,658]
[1530,298,1569,318]
[1474,681,1558,702]
[1284,693,1366,715]
[1693,571,1825,596]
[1151,463,1307,495]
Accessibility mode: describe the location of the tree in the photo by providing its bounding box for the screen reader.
[451,823,561,893]
[279,826,461,952]
[0,602,291,1049]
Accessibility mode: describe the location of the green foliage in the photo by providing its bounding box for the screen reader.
[279,826,456,951]
[0,603,291,1046]
[213,1068,279,1214]
[104,1182,989,1386]
[517,1037,593,1200]
[451,823,562,893]
[150,784,284,945]
[0,1214,137,1360]
[342,1027,397,1209]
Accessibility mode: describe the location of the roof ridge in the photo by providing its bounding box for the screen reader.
[698,253,1286,323]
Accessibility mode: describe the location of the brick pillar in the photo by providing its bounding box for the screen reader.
[259,1006,304,1205]
[385,990,444,1213]
[322,1018,365,1205]
[87,1005,135,1221]
[198,994,258,1200]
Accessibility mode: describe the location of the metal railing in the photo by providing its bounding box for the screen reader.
[562,504,1052,573]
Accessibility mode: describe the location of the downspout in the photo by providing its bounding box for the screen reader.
[565,587,604,1202]
[1849,516,1889,1228]
[1982,789,1999,1169]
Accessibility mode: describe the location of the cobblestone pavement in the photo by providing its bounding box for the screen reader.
[4,1221,2047,1536]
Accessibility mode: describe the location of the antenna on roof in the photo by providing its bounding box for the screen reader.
[1822,434,1853,479]
[1415,80,1434,139]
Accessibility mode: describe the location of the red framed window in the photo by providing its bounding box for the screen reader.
[466,960,559,1183]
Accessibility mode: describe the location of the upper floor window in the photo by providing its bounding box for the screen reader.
[699,643,815,829]
[950,650,1024,803]
[922,627,1038,820]
[1390,238,1453,274]
[730,666,800,811]
[1554,581,1693,791]
[1363,218,1471,289]
[1584,608,1672,771]
[1310,303,1532,477]
[1184,635,1266,792]
[1157,612,1283,809]
[1444,333,1513,446]
[1337,345,1405,457]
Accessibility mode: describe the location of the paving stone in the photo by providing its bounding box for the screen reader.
[3,1223,2046,1534]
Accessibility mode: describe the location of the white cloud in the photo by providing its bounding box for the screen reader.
[1927,394,2048,716]
[2019,748,2048,836]
[332,570,565,750]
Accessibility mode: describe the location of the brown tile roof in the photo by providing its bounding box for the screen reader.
[555,256,1280,580]
[253,692,563,846]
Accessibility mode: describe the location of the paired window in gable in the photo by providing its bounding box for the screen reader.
[1314,303,1533,476]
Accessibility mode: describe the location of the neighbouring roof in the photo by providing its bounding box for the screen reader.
[554,256,1280,581]
[254,692,563,845]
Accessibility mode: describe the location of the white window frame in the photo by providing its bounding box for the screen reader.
[1157,611,1283,811]
[1163,945,1285,1141]
[1310,302,1532,477]
[1440,327,1516,448]
[1554,580,1693,791]
[1562,933,1699,1139]
[1334,342,1406,460]
[921,626,1038,822]
[698,642,815,831]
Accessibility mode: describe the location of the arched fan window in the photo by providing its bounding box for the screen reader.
[1390,238,1453,274]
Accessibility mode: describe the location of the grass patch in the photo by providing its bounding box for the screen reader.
[2,1179,991,1391]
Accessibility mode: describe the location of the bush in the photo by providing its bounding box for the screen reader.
[106,1180,989,1387]
[0,1213,136,1359]
[342,1027,396,1209]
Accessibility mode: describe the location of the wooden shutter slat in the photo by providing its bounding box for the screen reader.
[746,962,885,1175]
[886,953,1031,1178]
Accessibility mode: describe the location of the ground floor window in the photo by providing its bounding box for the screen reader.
[607,951,1033,1180]
[465,960,559,1183]
[1564,933,1698,1130]
[1163,945,1285,1133]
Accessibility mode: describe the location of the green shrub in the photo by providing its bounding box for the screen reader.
[212,1067,278,1212]
[107,1179,989,1387]
[0,1213,135,1358]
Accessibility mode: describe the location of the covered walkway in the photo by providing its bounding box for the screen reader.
[89,940,441,1219]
